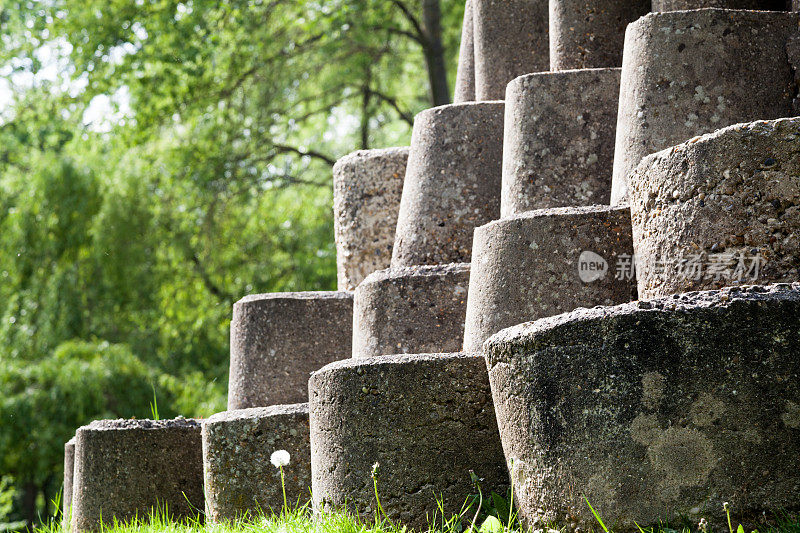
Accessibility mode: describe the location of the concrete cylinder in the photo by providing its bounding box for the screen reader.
[473,0,550,100]
[353,263,470,358]
[549,0,650,70]
[611,9,800,205]
[333,148,409,291]
[501,69,620,217]
[463,205,637,353]
[228,291,353,410]
[454,0,475,102]
[63,437,75,529]
[70,419,204,532]
[202,404,310,521]
[652,0,786,9]
[484,283,800,530]
[309,353,508,528]
[392,102,504,267]
[628,117,800,300]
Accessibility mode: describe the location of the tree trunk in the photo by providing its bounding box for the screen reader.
[421,0,451,106]
[22,481,38,527]
[360,66,372,149]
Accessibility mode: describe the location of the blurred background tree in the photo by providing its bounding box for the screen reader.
[0,0,465,526]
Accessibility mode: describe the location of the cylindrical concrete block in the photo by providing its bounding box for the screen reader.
[484,283,800,530]
[611,9,800,205]
[202,404,311,521]
[501,69,620,217]
[309,353,508,528]
[228,291,353,410]
[652,0,786,9]
[549,0,650,70]
[629,117,800,300]
[473,0,549,100]
[454,0,475,103]
[392,102,504,267]
[333,148,409,292]
[70,419,204,532]
[353,263,470,358]
[463,205,637,353]
[63,437,75,529]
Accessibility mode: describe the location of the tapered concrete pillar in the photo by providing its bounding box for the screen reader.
[333,148,409,291]
[463,205,637,353]
[628,117,800,300]
[353,263,470,358]
[502,68,620,216]
[454,0,475,102]
[549,0,650,70]
[611,9,800,205]
[228,292,353,409]
[392,102,504,267]
[63,437,76,529]
[70,419,204,532]
[652,0,786,9]
[203,404,311,521]
[310,353,508,528]
[485,284,800,530]
[473,0,549,100]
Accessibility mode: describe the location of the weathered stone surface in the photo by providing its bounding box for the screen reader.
[454,0,475,103]
[463,205,637,353]
[333,148,409,291]
[652,0,786,9]
[484,284,800,530]
[71,419,203,532]
[473,0,549,100]
[501,69,620,216]
[63,437,75,529]
[202,404,311,522]
[353,263,470,358]
[228,291,353,409]
[309,353,508,528]
[549,0,650,70]
[629,117,800,300]
[611,9,800,205]
[392,102,504,267]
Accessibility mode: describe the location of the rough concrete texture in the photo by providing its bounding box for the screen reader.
[333,148,409,291]
[202,404,311,522]
[463,205,637,353]
[63,437,75,529]
[611,9,800,205]
[309,353,508,528]
[454,0,475,102]
[70,419,203,532]
[549,0,650,70]
[501,69,620,217]
[484,283,800,530]
[353,263,470,358]
[228,291,353,410]
[391,102,504,267]
[652,0,787,9]
[629,117,800,300]
[473,0,549,100]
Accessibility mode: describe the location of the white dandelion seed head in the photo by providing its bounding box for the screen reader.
[270,449,290,468]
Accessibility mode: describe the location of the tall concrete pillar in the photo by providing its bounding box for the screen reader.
[453,0,475,102]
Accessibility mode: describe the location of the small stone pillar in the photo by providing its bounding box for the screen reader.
[454,0,475,102]
[501,68,620,216]
[202,404,311,521]
[463,205,637,353]
[473,0,549,100]
[70,419,204,532]
[628,117,800,300]
[652,0,786,9]
[228,291,353,410]
[309,353,508,528]
[63,437,75,529]
[353,263,470,358]
[484,284,800,530]
[333,148,409,291]
[549,0,650,70]
[611,9,800,205]
[392,102,504,267]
